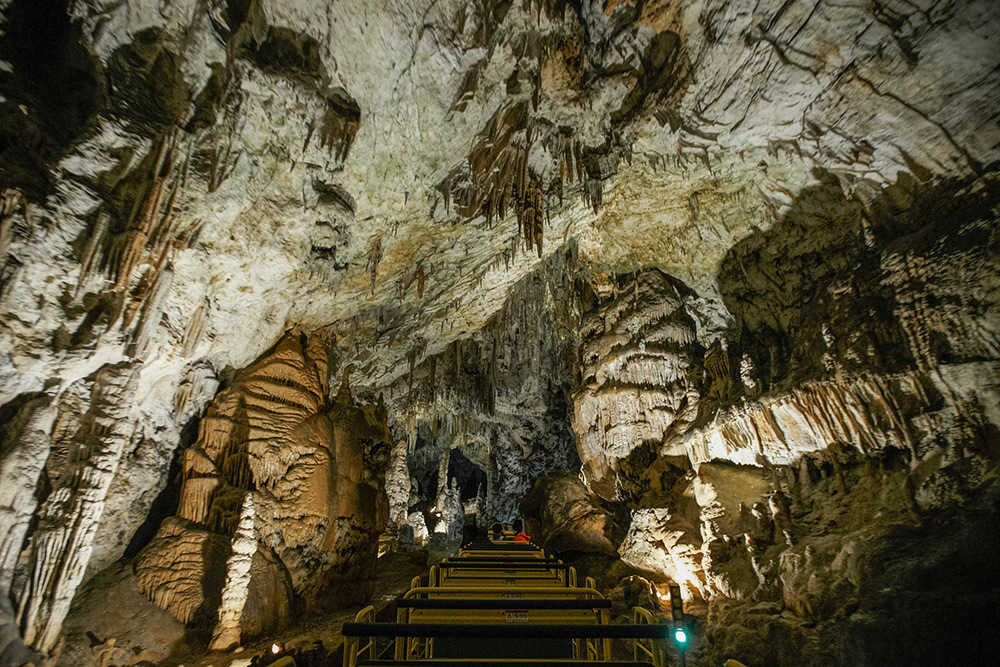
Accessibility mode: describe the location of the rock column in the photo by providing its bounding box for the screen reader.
[209,493,257,651]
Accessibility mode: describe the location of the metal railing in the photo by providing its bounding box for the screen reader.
[633,607,668,666]
[346,620,666,665]
[343,622,676,639]
[395,584,613,662]
[343,540,670,666]
[342,606,378,667]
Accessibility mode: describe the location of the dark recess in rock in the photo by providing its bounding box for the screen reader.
[0,0,101,197]
[105,29,191,130]
[122,410,201,559]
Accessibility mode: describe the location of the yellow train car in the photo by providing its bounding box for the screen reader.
[340,538,680,666]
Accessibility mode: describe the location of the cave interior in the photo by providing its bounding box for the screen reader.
[0,0,998,666]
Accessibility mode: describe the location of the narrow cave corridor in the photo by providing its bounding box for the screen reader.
[0,1,998,666]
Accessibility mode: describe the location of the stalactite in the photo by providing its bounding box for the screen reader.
[75,212,109,294]
[16,365,139,653]
[368,232,383,295]
[0,189,23,256]
[319,90,362,162]
[573,271,697,496]
[181,301,208,358]
[685,372,938,467]
[520,174,544,257]
[109,137,172,292]
[129,264,174,359]
[0,396,54,602]
[177,477,220,524]
[441,101,530,227]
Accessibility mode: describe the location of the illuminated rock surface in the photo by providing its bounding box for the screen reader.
[0,0,997,664]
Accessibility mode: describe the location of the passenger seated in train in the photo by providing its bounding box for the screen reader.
[511,518,531,544]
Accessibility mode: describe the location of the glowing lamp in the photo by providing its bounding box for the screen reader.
[271,643,281,654]
[674,629,687,644]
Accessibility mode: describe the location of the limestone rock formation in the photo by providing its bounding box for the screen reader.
[383,247,582,524]
[569,172,1000,660]
[520,472,619,556]
[15,363,141,654]
[133,329,391,647]
[0,0,997,663]
[209,493,258,651]
[573,270,702,499]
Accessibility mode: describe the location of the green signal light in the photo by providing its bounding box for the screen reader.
[674,629,688,644]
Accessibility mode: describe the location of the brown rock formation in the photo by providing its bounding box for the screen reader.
[520,472,619,556]
[135,329,391,644]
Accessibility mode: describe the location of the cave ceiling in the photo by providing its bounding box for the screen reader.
[3,0,996,401]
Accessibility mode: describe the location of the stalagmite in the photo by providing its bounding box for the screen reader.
[0,396,54,664]
[386,439,412,527]
[209,494,257,651]
[443,478,464,541]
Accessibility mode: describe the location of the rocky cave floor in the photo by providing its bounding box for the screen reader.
[63,552,429,667]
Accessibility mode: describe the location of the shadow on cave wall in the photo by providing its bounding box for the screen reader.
[0,0,102,197]
[122,411,202,559]
[704,164,1000,418]
[844,483,999,666]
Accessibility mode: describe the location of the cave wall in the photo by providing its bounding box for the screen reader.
[565,168,1000,664]
[0,0,366,659]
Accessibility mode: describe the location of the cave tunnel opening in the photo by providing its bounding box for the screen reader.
[419,447,488,508]
[408,445,488,539]
[445,447,487,502]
